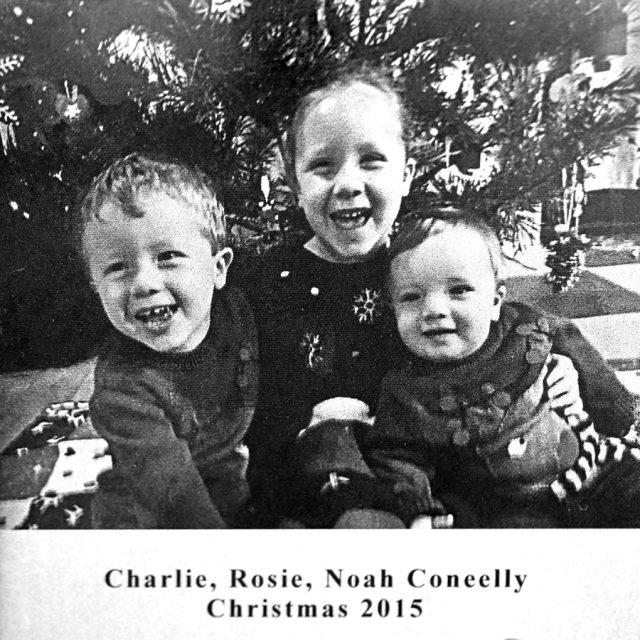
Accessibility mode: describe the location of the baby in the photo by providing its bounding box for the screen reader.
[360,210,639,527]
[79,153,258,528]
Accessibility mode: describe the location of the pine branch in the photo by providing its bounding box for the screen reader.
[0,100,19,126]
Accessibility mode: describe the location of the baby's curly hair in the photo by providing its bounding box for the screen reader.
[78,153,226,265]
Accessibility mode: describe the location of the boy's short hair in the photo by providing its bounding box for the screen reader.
[389,207,505,284]
[78,153,226,261]
[283,61,413,187]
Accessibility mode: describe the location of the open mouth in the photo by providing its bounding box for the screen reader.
[134,304,178,329]
[422,327,456,337]
[330,208,371,230]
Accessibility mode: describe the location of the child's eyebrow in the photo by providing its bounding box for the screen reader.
[390,279,420,292]
[147,237,184,251]
[357,141,385,151]
[303,145,332,158]
[98,249,126,263]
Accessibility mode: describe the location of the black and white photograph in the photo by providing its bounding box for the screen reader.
[1,1,640,638]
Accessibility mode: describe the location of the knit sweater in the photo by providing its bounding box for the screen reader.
[241,243,396,522]
[362,302,636,525]
[91,286,258,529]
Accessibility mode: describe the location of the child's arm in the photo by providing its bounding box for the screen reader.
[545,353,583,417]
[551,319,637,437]
[91,373,226,529]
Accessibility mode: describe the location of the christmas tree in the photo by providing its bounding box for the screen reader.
[0,0,638,369]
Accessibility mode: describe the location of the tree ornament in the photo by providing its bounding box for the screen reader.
[546,162,591,291]
[545,228,591,292]
[55,81,91,123]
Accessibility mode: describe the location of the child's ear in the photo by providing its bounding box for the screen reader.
[492,283,506,321]
[401,158,416,196]
[212,247,234,290]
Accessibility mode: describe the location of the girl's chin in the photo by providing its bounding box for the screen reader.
[335,237,387,262]
[307,234,385,263]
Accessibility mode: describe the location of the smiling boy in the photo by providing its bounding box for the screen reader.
[80,154,258,528]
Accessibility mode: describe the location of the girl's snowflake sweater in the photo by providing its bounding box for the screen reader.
[242,244,396,523]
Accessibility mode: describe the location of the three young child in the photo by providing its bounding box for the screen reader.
[80,64,637,528]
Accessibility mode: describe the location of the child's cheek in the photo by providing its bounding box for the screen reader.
[396,310,414,342]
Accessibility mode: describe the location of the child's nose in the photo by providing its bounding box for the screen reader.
[420,294,448,319]
[333,162,364,198]
[131,262,163,296]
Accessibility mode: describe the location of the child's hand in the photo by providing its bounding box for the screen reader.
[545,354,583,418]
[393,481,447,522]
[410,513,454,529]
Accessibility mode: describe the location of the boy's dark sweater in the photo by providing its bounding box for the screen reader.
[91,286,258,528]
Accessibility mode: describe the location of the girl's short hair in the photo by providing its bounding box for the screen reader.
[389,207,505,284]
[282,61,413,186]
[78,153,226,260]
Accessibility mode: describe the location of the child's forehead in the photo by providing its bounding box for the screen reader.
[311,81,398,114]
[84,199,210,254]
[297,82,405,152]
[425,223,487,246]
[85,192,211,249]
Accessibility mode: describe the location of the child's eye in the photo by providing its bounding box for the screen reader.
[104,262,126,276]
[361,154,386,168]
[157,250,183,262]
[308,159,333,175]
[450,284,474,296]
[397,292,421,303]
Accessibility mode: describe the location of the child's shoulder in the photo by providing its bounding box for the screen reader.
[228,243,306,302]
[93,341,170,410]
[218,283,256,329]
[259,242,316,278]
[215,284,259,365]
[501,302,591,364]
[501,301,568,335]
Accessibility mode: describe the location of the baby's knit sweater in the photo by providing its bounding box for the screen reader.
[362,302,636,523]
